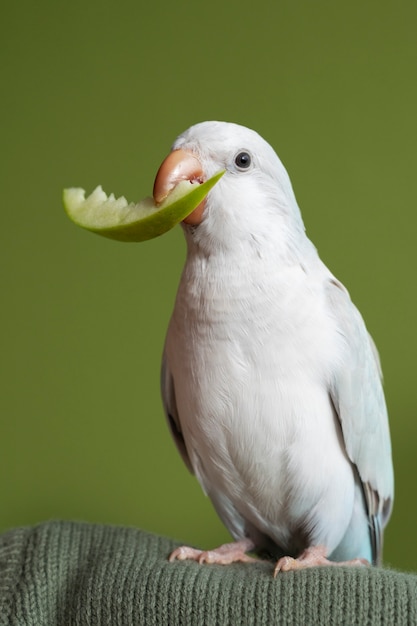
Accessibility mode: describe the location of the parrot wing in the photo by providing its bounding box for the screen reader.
[326,277,394,562]
[161,350,194,475]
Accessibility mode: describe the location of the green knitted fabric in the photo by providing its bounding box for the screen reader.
[0,521,416,625]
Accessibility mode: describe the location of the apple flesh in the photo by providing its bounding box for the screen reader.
[63,170,224,242]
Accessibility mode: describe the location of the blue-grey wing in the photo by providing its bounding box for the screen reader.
[161,349,194,474]
[327,278,394,562]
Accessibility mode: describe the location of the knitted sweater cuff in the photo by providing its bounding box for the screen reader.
[0,521,415,625]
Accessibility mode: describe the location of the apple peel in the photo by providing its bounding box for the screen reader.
[63,170,224,242]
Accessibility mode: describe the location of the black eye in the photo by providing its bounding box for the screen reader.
[234,151,252,170]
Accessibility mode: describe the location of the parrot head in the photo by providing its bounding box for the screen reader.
[153,121,306,252]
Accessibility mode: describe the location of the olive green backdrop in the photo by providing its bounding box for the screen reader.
[1,1,416,572]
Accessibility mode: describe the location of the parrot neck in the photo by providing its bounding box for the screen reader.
[182,219,316,271]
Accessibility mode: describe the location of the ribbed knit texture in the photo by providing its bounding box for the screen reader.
[0,521,416,625]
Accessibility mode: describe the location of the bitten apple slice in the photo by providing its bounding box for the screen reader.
[63,170,224,242]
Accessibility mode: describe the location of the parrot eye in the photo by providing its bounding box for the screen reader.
[234,151,252,170]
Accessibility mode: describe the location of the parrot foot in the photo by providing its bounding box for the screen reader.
[274,545,369,576]
[169,538,259,565]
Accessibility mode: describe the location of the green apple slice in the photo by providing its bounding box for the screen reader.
[63,170,224,242]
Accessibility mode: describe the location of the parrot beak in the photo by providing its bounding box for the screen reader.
[153,149,206,225]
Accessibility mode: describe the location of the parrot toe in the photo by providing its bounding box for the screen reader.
[274,545,370,575]
[169,538,259,565]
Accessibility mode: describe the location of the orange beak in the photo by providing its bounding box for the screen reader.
[153,149,206,226]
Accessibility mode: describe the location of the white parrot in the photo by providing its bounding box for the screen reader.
[152,121,393,573]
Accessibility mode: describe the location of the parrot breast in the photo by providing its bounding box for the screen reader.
[164,250,356,556]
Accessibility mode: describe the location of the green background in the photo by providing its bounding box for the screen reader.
[1,1,416,572]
